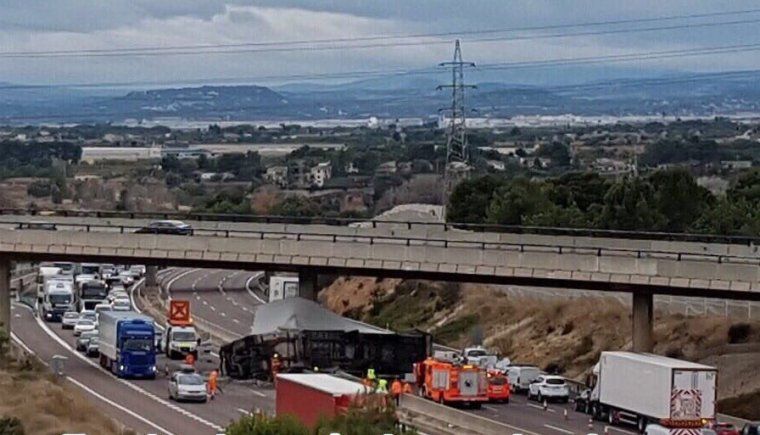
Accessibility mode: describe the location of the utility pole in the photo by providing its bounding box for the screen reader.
[438,40,475,217]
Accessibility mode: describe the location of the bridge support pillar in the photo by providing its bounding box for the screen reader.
[299,271,318,301]
[0,256,10,334]
[632,292,654,353]
[145,265,159,297]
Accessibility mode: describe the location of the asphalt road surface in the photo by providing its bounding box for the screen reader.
[161,267,641,435]
[11,265,647,435]
[10,273,274,435]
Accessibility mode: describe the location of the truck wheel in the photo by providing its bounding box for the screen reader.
[591,404,601,421]
[636,416,647,433]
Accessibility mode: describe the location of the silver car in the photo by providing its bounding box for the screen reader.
[61,311,80,330]
[168,371,207,403]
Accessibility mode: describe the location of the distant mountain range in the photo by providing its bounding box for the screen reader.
[2,71,760,124]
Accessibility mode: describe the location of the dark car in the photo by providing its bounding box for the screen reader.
[742,423,760,435]
[135,220,193,236]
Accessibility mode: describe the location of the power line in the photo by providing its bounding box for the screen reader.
[4,41,760,91]
[2,9,760,58]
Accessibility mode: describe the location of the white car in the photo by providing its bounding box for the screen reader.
[108,291,128,303]
[61,311,80,329]
[528,375,570,403]
[168,370,208,403]
[73,319,97,336]
[118,271,135,286]
[112,297,132,311]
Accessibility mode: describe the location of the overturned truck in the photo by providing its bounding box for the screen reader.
[219,297,431,380]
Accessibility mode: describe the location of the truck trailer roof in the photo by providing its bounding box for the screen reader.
[98,310,154,323]
[602,351,715,371]
[276,374,369,396]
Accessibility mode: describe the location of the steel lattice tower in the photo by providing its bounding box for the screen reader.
[439,39,475,165]
[438,40,475,213]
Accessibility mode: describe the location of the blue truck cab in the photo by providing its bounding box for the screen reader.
[98,311,157,379]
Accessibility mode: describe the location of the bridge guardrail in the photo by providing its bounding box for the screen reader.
[0,219,756,266]
[1,207,757,246]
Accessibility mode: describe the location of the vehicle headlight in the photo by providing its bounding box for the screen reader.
[119,365,124,371]
[151,365,156,372]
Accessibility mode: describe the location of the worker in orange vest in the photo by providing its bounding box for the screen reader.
[270,353,282,380]
[207,369,219,400]
[402,381,413,395]
[390,378,403,405]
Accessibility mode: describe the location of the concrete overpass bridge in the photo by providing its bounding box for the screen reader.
[0,210,757,353]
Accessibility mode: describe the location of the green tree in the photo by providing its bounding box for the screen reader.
[596,177,666,231]
[649,168,713,232]
[486,178,552,225]
[691,198,760,236]
[270,196,321,217]
[446,175,505,224]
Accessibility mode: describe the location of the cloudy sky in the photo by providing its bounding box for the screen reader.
[1,0,759,88]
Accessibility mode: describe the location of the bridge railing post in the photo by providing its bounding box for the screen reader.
[0,256,11,335]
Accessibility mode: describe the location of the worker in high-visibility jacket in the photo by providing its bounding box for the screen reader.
[391,378,403,405]
[207,369,219,400]
[377,378,388,393]
[365,368,377,389]
[402,381,413,395]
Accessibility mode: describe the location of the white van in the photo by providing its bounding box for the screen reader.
[506,365,541,393]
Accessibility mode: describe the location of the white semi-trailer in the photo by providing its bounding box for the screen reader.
[576,352,717,433]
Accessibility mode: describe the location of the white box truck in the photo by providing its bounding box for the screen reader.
[576,352,716,433]
[268,275,299,302]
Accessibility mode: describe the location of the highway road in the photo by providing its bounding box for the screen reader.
[7,264,660,435]
[10,272,274,435]
[159,266,640,435]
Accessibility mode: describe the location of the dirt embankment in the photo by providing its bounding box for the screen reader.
[0,343,126,434]
[320,277,760,419]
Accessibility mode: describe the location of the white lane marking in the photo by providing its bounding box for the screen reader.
[528,403,556,413]
[202,300,208,305]
[483,405,499,412]
[11,324,175,435]
[209,305,216,312]
[250,390,267,398]
[241,307,248,312]
[33,308,224,432]
[244,273,266,304]
[236,408,251,415]
[167,268,199,294]
[543,424,574,434]
[232,319,240,324]
[219,312,226,317]
[67,376,176,435]
[606,427,636,435]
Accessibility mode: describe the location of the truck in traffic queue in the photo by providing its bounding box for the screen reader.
[268,275,299,302]
[575,351,717,433]
[36,265,62,302]
[161,299,198,359]
[77,280,108,311]
[414,356,489,408]
[98,311,157,378]
[41,277,76,321]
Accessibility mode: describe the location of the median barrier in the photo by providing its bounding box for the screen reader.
[399,393,535,435]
